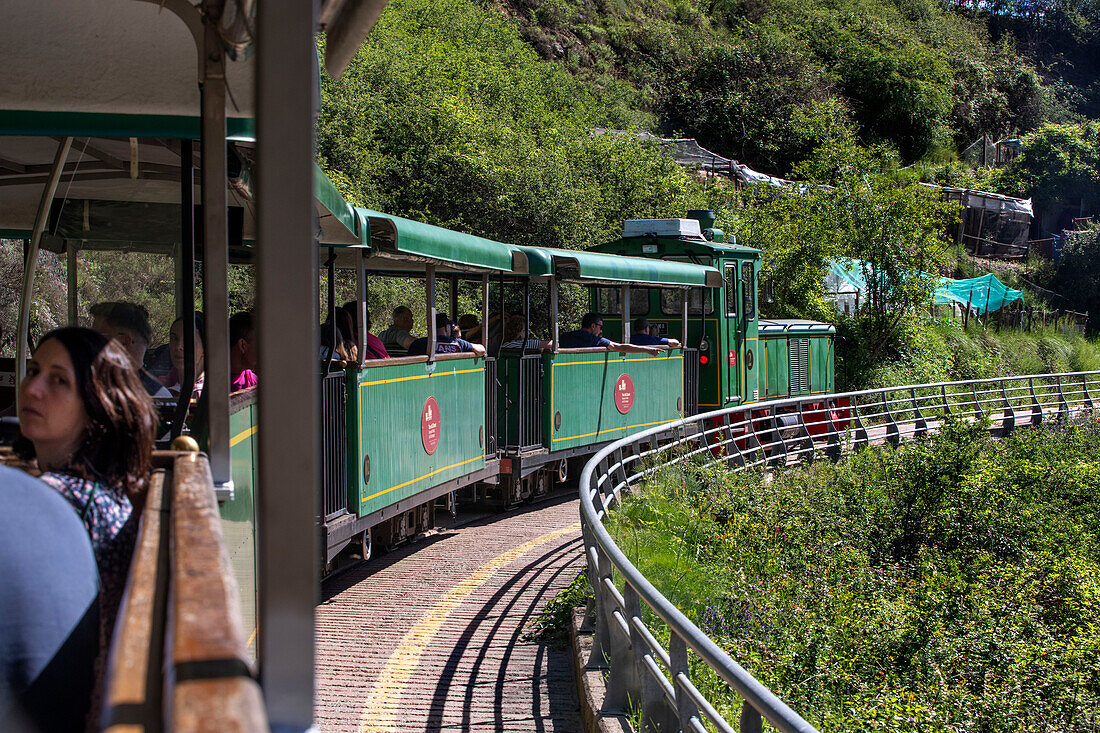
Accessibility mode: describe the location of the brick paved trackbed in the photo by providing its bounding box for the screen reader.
[316,493,585,732]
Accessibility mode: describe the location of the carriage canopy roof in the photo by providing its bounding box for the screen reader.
[518,245,722,287]
[0,136,360,248]
[356,209,528,274]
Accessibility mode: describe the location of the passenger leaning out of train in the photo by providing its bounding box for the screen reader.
[629,317,681,349]
[559,313,662,355]
[15,328,158,662]
[90,301,172,399]
[161,311,205,397]
[500,314,552,351]
[378,305,416,355]
[341,302,389,360]
[229,311,258,392]
[407,313,486,357]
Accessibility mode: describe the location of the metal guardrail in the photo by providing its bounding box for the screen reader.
[579,370,1100,733]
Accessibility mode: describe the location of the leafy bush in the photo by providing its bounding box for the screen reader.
[608,416,1100,731]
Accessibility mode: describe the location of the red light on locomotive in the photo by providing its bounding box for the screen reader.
[699,355,709,365]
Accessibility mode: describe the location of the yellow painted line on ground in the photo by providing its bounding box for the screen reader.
[553,355,683,367]
[552,418,673,443]
[229,426,257,447]
[359,367,483,388]
[359,521,582,733]
[362,455,484,502]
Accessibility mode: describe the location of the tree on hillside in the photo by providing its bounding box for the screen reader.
[737,127,956,381]
[994,121,1100,219]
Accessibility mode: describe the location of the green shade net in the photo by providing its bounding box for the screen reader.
[933,273,1023,315]
[827,259,1023,315]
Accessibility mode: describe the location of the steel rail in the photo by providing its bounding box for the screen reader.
[579,370,1100,733]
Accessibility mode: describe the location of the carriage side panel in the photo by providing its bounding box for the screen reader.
[347,357,486,518]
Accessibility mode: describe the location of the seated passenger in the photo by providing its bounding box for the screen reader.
[161,312,205,397]
[320,309,358,364]
[229,311,258,392]
[629,317,681,349]
[378,306,416,354]
[457,313,481,343]
[500,314,552,351]
[407,313,486,357]
[0,465,99,732]
[342,302,389,360]
[14,328,157,658]
[559,312,662,355]
[90,301,172,398]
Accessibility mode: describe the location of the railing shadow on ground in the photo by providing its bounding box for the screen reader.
[579,370,1100,733]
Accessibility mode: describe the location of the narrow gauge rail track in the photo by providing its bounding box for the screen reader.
[316,491,585,732]
[580,370,1100,733]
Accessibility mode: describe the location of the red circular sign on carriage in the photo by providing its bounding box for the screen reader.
[728,350,737,367]
[421,396,441,455]
[615,374,635,415]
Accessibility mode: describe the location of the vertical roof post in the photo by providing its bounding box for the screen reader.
[256,0,319,726]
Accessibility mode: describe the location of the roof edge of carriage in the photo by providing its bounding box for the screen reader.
[589,234,761,259]
[517,245,723,288]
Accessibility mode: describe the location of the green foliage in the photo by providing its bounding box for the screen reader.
[608,416,1100,731]
[994,121,1100,209]
[1049,227,1100,334]
[528,568,592,648]
[319,0,714,253]
[737,128,956,364]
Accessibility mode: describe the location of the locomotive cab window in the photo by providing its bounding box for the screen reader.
[660,288,713,315]
[595,287,649,316]
[742,262,756,321]
[724,263,738,318]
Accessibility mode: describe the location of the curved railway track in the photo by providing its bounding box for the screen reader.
[316,492,585,732]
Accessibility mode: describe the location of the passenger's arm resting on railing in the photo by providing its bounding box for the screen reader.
[610,342,662,356]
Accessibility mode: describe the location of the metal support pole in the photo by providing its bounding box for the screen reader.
[550,277,559,353]
[481,274,489,349]
[256,0,318,725]
[681,289,688,345]
[621,284,631,344]
[66,246,79,325]
[16,136,71,399]
[201,0,231,488]
[523,279,530,337]
[426,265,437,362]
[358,248,368,351]
[450,274,459,324]
[325,248,337,371]
[172,139,196,441]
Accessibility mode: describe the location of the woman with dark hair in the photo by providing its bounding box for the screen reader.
[15,327,158,641]
[320,308,359,363]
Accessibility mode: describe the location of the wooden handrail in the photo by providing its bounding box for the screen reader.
[171,452,265,730]
[103,468,170,731]
[103,451,266,731]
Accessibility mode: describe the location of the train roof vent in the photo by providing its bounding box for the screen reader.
[623,218,702,239]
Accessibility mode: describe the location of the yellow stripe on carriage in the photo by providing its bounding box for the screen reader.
[551,418,676,443]
[361,455,485,502]
[229,426,257,447]
[358,367,484,388]
[552,355,683,367]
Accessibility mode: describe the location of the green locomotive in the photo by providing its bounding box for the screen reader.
[590,212,836,411]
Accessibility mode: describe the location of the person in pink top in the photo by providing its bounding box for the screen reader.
[342,302,390,360]
[229,311,258,392]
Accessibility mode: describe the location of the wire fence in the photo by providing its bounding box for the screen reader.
[579,370,1100,733]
